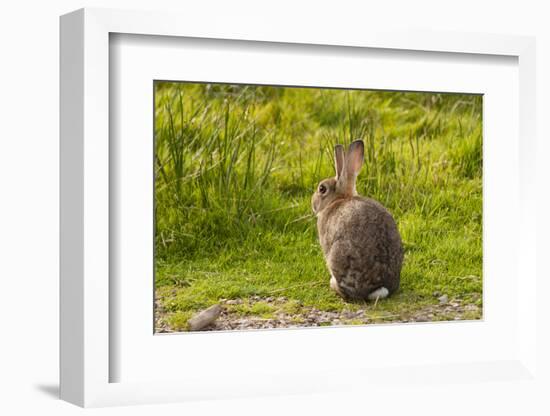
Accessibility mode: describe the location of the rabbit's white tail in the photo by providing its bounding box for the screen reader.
[367,287,389,301]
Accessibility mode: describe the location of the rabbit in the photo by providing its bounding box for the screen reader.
[311,140,403,301]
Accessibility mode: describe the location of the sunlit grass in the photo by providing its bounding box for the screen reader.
[154,82,483,330]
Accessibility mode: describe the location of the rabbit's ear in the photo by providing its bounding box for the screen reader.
[338,140,363,195]
[334,144,345,180]
[346,140,364,178]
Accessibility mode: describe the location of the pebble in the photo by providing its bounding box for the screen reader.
[438,294,449,304]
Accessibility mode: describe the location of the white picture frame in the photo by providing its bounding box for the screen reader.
[60,7,539,408]
[112,31,521,385]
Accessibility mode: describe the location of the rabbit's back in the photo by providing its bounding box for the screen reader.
[317,196,403,300]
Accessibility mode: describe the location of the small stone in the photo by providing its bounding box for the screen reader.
[438,294,449,304]
[226,299,243,305]
[187,304,222,331]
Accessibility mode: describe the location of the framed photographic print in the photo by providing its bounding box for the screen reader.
[60,7,541,409]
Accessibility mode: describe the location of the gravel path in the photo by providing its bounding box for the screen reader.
[155,294,482,333]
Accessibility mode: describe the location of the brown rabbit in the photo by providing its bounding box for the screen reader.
[311,140,403,301]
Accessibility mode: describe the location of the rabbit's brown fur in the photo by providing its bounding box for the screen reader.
[311,140,403,301]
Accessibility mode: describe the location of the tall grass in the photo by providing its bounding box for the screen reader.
[156,83,481,257]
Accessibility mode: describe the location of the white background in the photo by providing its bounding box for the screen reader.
[1,1,549,415]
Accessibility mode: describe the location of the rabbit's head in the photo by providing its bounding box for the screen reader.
[311,140,364,215]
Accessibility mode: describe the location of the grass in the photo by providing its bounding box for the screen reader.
[154,82,483,332]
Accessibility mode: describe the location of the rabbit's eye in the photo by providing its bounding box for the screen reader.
[319,184,327,194]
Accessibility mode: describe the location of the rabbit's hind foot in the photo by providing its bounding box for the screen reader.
[330,275,344,297]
